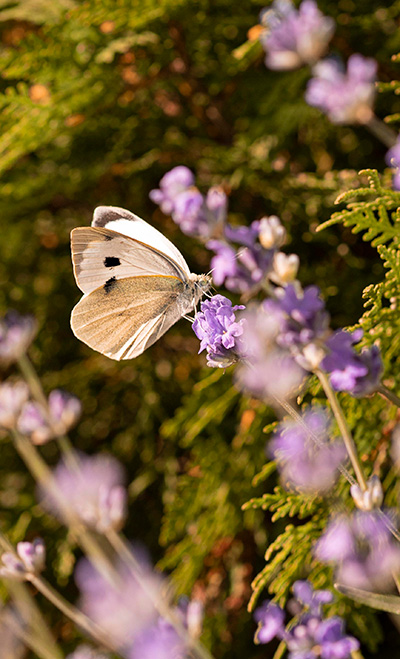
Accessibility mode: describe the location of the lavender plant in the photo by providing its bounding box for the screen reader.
[2,1,400,658]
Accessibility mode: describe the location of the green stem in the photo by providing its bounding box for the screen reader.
[17,354,48,409]
[28,574,116,652]
[377,384,400,409]
[106,529,214,659]
[10,430,118,584]
[366,113,398,148]
[315,369,367,492]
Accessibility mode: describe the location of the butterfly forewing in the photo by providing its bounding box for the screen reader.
[71,226,188,295]
[70,275,194,360]
[92,206,191,277]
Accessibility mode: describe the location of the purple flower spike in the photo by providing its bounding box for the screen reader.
[253,580,358,659]
[44,452,127,532]
[254,600,285,644]
[315,511,400,591]
[192,295,246,368]
[269,407,346,493]
[0,380,29,430]
[67,646,110,659]
[76,554,164,653]
[0,311,37,367]
[130,618,185,659]
[149,166,195,214]
[17,538,45,574]
[1,538,45,580]
[48,389,82,434]
[306,54,377,124]
[260,0,334,71]
[17,401,53,445]
[321,330,383,397]
[386,136,400,190]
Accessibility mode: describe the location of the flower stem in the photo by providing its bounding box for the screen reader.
[377,384,400,408]
[106,528,214,659]
[27,573,116,652]
[10,430,118,584]
[315,369,367,492]
[366,114,398,148]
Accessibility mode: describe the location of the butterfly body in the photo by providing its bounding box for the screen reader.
[70,207,211,360]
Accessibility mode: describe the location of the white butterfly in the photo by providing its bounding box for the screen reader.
[70,206,211,360]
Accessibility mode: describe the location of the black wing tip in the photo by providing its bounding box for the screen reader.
[92,206,135,227]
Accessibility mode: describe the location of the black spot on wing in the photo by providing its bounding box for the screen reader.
[104,256,120,267]
[104,276,117,294]
[104,235,113,241]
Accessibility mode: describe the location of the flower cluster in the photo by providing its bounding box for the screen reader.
[16,387,82,445]
[306,54,377,124]
[315,511,400,591]
[150,166,227,238]
[192,295,245,368]
[260,0,334,71]
[43,452,127,533]
[0,311,37,367]
[76,554,201,658]
[254,580,359,659]
[386,136,400,191]
[0,538,45,581]
[269,407,346,493]
[321,329,383,397]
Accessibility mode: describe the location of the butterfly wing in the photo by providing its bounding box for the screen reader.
[71,275,193,360]
[71,226,189,295]
[92,206,191,277]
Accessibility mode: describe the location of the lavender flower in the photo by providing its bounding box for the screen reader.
[192,295,245,368]
[149,166,195,214]
[260,0,334,70]
[17,401,52,445]
[150,167,227,238]
[17,389,81,444]
[47,389,82,434]
[236,303,305,401]
[306,54,377,124]
[254,580,358,659]
[75,554,164,653]
[260,284,330,371]
[0,311,37,367]
[386,136,400,190]
[130,618,185,659]
[254,601,285,644]
[269,407,346,493]
[44,452,127,532]
[1,538,45,581]
[315,511,400,591]
[208,220,274,294]
[0,380,29,430]
[321,329,383,397]
[66,647,110,659]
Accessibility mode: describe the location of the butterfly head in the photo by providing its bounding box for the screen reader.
[190,273,212,303]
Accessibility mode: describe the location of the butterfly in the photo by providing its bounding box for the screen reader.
[70,206,212,360]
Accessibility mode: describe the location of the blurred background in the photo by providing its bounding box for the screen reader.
[1,0,400,656]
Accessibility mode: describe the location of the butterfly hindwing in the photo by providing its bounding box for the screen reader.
[71,226,188,295]
[70,275,193,360]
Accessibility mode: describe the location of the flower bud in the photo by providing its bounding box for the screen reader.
[258,216,286,249]
[0,311,37,367]
[1,538,45,580]
[0,380,29,430]
[272,252,299,284]
[350,476,383,511]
